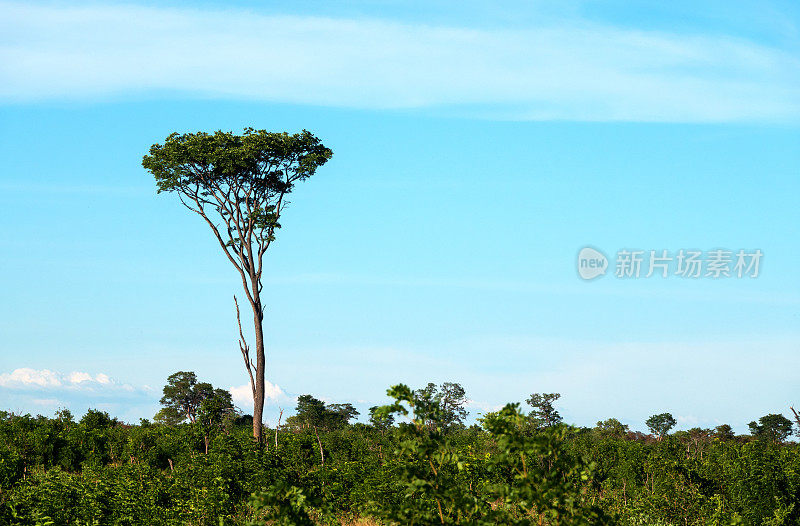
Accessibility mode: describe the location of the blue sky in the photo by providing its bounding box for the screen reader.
[1,1,798,433]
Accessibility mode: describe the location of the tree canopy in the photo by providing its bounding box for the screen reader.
[157,371,233,426]
[527,392,563,428]
[286,395,360,431]
[646,412,677,438]
[749,413,794,443]
[413,382,469,432]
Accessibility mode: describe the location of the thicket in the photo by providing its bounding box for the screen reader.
[1,389,799,526]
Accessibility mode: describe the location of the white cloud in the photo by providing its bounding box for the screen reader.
[229,380,286,408]
[0,2,798,121]
[0,368,135,392]
[68,371,92,384]
[0,368,62,388]
[0,368,158,422]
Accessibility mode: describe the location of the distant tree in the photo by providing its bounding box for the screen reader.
[287,395,359,431]
[158,371,215,424]
[55,409,74,423]
[369,405,395,431]
[526,393,562,428]
[197,388,236,453]
[713,424,736,440]
[413,382,469,432]
[327,403,360,429]
[748,414,793,443]
[646,413,677,439]
[439,383,469,429]
[685,427,712,446]
[290,395,327,429]
[595,418,629,438]
[80,409,118,431]
[143,129,332,443]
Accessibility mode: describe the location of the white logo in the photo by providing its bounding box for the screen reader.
[578,247,608,280]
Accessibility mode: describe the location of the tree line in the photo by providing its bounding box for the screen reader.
[2,377,800,524]
[155,370,800,447]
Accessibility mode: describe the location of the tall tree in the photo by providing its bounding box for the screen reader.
[526,393,562,428]
[646,413,677,439]
[438,382,469,430]
[158,371,214,424]
[143,129,332,442]
[413,382,469,432]
[749,413,793,443]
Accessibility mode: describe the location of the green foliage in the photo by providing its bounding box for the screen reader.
[368,406,395,431]
[158,371,215,424]
[483,406,613,524]
[749,414,794,443]
[249,481,322,526]
[156,371,235,453]
[412,382,469,432]
[80,409,118,431]
[2,394,800,525]
[286,395,360,431]
[595,418,629,438]
[714,424,736,440]
[526,393,563,429]
[645,413,677,438]
[142,128,332,247]
[366,384,610,524]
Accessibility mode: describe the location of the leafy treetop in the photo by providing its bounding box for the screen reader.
[527,392,563,428]
[646,412,677,438]
[749,413,794,443]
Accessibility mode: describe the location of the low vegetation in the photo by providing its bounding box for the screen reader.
[1,375,799,525]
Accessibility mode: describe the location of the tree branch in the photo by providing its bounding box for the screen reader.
[235,295,257,401]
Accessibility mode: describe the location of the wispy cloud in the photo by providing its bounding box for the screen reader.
[0,368,293,424]
[0,368,142,393]
[0,368,155,421]
[1,2,798,121]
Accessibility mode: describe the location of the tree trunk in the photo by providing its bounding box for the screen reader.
[252,298,265,442]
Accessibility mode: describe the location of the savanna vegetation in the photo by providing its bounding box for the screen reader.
[1,375,799,525]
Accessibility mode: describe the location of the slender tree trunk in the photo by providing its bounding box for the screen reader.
[253,306,265,442]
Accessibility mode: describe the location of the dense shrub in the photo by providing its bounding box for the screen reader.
[0,404,798,525]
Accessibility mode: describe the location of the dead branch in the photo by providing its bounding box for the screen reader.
[313,425,325,466]
[235,295,256,400]
[275,408,283,449]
